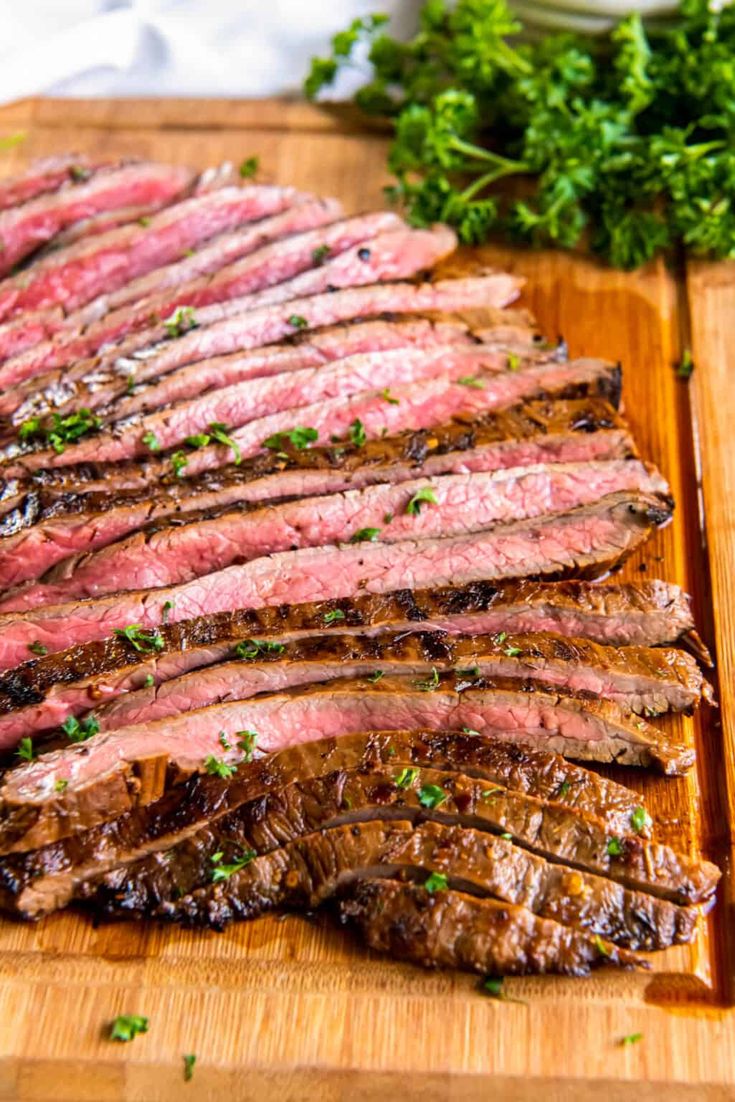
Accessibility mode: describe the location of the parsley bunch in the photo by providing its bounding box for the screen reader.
[305,0,735,268]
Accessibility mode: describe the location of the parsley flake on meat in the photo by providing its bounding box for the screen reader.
[630,806,653,834]
[394,766,419,789]
[424,871,448,893]
[204,755,236,779]
[287,314,309,329]
[235,638,286,660]
[323,608,346,624]
[210,848,256,883]
[348,417,367,447]
[18,408,101,455]
[183,1053,196,1082]
[114,625,165,653]
[62,714,100,742]
[418,784,447,809]
[239,156,259,178]
[415,666,440,692]
[312,244,331,264]
[164,305,198,339]
[263,426,318,450]
[406,487,438,515]
[237,730,258,761]
[16,737,34,762]
[350,526,381,543]
[171,451,189,477]
[142,431,161,452]
[27,641,48,656]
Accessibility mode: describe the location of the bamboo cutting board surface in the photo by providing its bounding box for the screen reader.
[0,98,733,1102]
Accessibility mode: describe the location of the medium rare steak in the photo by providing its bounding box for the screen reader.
[0,674,693,850]
[0,155,107,213]
[0,399,634,586]
[338,879,644,975]
[6,274,521,421]
[0,161,196,281]
[139,820,697,953]
[0,579,700,745]
[0,492,671,669]
[2,460,667,610]
[0,198,344,399]
[0,730,664,907]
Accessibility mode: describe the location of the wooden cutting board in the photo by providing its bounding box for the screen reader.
[0,97,733,1102]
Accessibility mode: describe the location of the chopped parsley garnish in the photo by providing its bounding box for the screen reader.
[406,487,438,515]
[606,836,625,857]
[68,164,91,182]
[594,935,612,958]
[348,418,366,447]
[114,625,165,653]
[630,806,652,834]
[239,156,259,178]
[677,349,694,379]
[62,714,100,742]
[18,408,101,455]
[183,1053,196,1082]
[54,779,69,793]
[171,450,189,477]
[210,848,256,882]
[482,787,503,798]
[312,244,331,264]
[237,730,258,762]
[204,755,236,779]
[457,375,484,388]
[500,832,512,840]
[350,526,381,543]
[481,976,504,998]
[287,314,308,329]
[558,781,571,799]
[380,387,399,405]
[126,374,137,394]
[110,1015,149,1043]
[423,871,448,893]
[138,216,151,228]
[492,632,508,645]
[234,638,286,660]
[367,670,384,683]
[164,305,198,339]
[185,432,210,448]
[219,731,232,751]
[323,608,346,624]
[394,766,419,789]
[142,431,160,451]
[507,352,521,372]
[619,1032,643,1047]
[418,784,447,809]
[263,426,318,451]
[462,726,481,736]
[27,641,48,656]
[456,666,480,677]
[415,666,440,691]
[143,674,155,688]
[383,512,394,524]
[16,737,34,762]
[504,645,523,657]
[183,422,241,464]
[162,599,174,623]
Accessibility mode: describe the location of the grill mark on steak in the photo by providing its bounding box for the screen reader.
[0,578,698,732]
[0,275,522,423]
[97,819,696,954]
[0,492,671,670]
[338,879,645,976]
[0,730,662,909]
[3,460,667,611]
[0,672,694,851]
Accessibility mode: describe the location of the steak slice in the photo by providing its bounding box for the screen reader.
[2,340,553,471]
[338,879,644,975]
[78,629,708,738]
[6,274,521,421]
[0,730,661,906]
[0,399,633,587]
[0,198,344,401]
[0,161,196,282]
[0,672,693,850]
[0,578,699,744]
[0,492,670,669]
[10,355,621,484]
[131,820,696,954]
[4,460,666,610]
[0,155,108,213]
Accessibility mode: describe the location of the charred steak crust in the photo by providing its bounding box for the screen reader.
[0,730,655,909]
[337,879,646,976]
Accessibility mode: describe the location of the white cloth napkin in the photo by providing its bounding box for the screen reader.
[0,0,420,103]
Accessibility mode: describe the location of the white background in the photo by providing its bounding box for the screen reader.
[0,1,425,104]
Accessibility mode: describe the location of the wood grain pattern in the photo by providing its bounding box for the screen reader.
[0,98,733,1101]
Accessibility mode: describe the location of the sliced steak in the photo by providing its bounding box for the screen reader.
[4,459,666,610]
[0,161,196,282]
[7,355,620,484]
[3,340,551,471]
[0,155,108,213]
[0,672,693,853]
[0,729,662,904]
[5,274,520,421]
[0,399,633,587]
[132,820,695,954]
[0,578,699,745]
[338,879,644,975]
[78,629,708,738]
[0,198,344,401]
[0,183,310,382]
[0,492,670,669]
